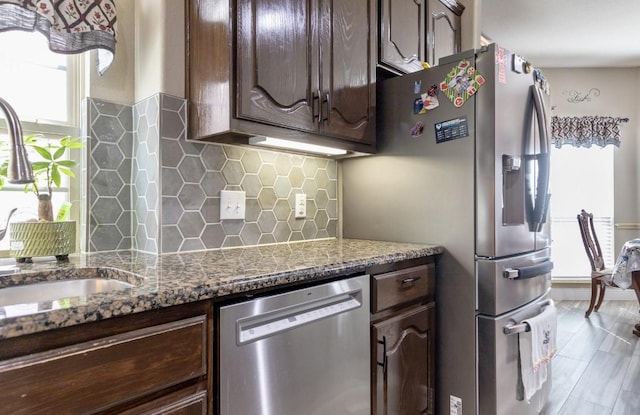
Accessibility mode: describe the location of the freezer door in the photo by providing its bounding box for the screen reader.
[477,295,553,415]
[477,248,552,316]
[475,44,552,258]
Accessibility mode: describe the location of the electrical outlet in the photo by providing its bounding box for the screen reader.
[450,395,462,415]
[295,193,306,218]
[220,190,246,220]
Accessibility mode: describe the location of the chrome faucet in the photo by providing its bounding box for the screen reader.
[0,96,34,184]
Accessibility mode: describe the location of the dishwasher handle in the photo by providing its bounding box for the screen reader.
[236,287,364,345]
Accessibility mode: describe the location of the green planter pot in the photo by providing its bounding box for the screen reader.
[9,221,76,262]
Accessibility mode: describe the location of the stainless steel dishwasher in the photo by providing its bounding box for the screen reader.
[218,274,370,415]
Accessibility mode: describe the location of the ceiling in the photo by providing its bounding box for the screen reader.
[480,0,640,68]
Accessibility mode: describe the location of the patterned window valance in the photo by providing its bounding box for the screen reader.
[0,0,117,75]
[551,115,628,149]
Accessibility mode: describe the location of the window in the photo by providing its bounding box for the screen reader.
[549,145,615,278]
[0,30,82,255]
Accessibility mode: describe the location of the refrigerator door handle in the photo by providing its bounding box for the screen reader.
[527,84,552,232]
[503,259,553,280]
[502,299,554,335]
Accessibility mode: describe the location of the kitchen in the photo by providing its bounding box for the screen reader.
[1,1,639,415]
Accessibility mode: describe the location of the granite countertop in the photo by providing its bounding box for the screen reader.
[0,238,443,340]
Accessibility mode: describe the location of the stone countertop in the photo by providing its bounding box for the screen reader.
[0,238,443,340]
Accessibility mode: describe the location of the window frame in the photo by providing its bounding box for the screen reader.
[0,43,84,258]
[549,145,615,281]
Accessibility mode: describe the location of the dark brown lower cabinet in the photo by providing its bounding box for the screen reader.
[118,383,208,415]
[0,301,212,415]
[372,301,435,415]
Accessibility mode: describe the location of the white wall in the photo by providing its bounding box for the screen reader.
[86,0,136,104]
[134,0,185,101]
[86,0,186,104]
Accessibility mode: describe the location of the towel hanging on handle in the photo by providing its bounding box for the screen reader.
[517,301,557,403]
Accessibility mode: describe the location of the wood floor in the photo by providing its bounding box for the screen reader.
[544,300,640,415]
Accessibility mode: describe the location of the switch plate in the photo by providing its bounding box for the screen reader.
[220,190,246,220]
[295,193,307,218]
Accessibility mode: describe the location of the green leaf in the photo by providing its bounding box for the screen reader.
[31,145,53,160]
[23,135,41,145]
[53,146,66,160]
[31,161,51,171]
[57,166,76,178]
[56,160,77,168]
[61,136,84,148]
[51,165,61,188]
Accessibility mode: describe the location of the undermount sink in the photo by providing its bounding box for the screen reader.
[0,268,140,307]
[0,278,135,308]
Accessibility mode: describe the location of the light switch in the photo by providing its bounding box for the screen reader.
[220,190,246,220]
[295,193,306,218]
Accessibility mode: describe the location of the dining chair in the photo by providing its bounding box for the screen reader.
[577,209,615,318]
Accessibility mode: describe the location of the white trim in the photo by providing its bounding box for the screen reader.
[551,286,636,301]
[552,277,591,284]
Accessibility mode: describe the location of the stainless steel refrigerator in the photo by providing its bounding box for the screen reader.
[342,44,554,415]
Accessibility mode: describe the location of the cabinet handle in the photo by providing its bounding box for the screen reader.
[322,93,330,123]
[313,89,322,123]
[401,276,421,285]
[377,336,388,375]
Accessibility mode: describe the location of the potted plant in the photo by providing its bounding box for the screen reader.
[0,135,84,262]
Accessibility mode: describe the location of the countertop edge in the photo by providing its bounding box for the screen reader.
[0,240,444,340]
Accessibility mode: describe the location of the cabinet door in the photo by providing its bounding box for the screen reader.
[319,0,375,143]
[379,0,426,73]
[0,316,207,415]
[373,303,435,415]
[237,0,319,132]
[427,0,463,65]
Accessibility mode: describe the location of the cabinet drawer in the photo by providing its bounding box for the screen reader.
[119,383,208,415]
[372,264,434,312]
[0,315,207,415]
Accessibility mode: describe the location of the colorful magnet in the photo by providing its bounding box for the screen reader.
[422,92,439,111]
[413,97,424,114]
[417,84,440,114]
[524,61,533,74]
[410,121,425,137]
[534,69,550,94]
[495,46,508,84]
[512,54,525,73]
[439,60,485,108]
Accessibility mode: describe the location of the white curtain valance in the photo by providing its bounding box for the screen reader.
[0,0,117,75]
[551,115,628,149]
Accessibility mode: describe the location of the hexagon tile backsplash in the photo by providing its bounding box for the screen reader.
[81,94,338,254]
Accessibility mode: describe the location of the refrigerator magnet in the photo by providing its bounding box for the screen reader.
[434,116,469,143]
[413,98,424,114]
[414,80,422,94]
[496,46,508,84]
[422,92,439,111]
[440,60,485,108]
[410,121,425,137]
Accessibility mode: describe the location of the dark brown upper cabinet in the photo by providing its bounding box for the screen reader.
[187,0,376,156]
[379,0,464,74]
[428,0,464,66]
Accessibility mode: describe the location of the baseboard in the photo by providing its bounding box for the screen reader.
[551,286,636,301]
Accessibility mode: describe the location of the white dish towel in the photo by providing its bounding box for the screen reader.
[517,302,557,403]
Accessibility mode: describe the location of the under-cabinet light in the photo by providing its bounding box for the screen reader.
[249,136,348,156]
